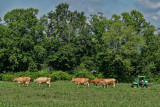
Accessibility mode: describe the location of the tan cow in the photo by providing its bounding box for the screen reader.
[90,78,104,87]
[100,78,116,88]
[71,78,89,87]
[13,77,31,87]
[34,77,51,87]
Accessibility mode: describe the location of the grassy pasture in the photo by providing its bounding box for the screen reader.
[0,81,160,107]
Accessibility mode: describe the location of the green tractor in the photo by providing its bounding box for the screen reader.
[132,76,151,88]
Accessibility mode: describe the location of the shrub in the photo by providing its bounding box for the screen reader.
[1,73,15,81]
[13,71,50,81]
[30,70,50,81]
[28,72,39,81]
[37,70,49,77]
[96,73,104,78]
[75,69,95,80]
[149,73,160,84]
[49,71,71,81]
[14,72,31,77]
[155,79,160,84]
[0,74,2,80]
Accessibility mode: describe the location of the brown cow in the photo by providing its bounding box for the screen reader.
[100,78,116,88]
[90,78,104,87]
[34,77,51,87]
[71,78,89,87]
[13,77,31,87]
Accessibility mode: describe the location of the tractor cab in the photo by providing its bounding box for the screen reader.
[132,76,151,88]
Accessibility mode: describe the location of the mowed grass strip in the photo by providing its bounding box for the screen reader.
[0,81,160,107]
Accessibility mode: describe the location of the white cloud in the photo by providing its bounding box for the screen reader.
[137,0,160,9]
[152,16,158,20]
[87,6,99,13]
[60,0,77,2]
[156,10,160,16]
[89,0,101,2]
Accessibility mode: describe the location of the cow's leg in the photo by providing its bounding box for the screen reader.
[46,81,50,87]
[26,81,29,87]
[87,82,89,87]
[103,84,105,88]
[39,82,41,87]
[84,83,88,87]
[77,83,79,88]
[22,83,25,86]
[48,83,50,88]
[95,82,98,88]
[26,83,28,87]
[113,83,115,88]
[84,83,86,87]
[95,84,97,88]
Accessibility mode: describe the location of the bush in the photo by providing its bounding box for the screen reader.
[49,71,71,81]
[155,79,160,84]
[37,70,49,77]
[0,74,2,80]
[75,69,95,80]
[93,72,104,78]
[149,73,160,84]
[0,70,72,82]
[30,70,50,81]
[1,73,15,81]
[14,72,31,77]
[13,71,50,81]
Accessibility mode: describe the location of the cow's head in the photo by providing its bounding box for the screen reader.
[90,80,94,83]
[98,79,103,84]
[33,79,37,83]
[71,78,76,82]
[13,78,17,82]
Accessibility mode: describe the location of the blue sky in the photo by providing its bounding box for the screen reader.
[0,0,160,28]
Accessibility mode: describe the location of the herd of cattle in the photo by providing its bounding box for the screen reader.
[12,77,116,88]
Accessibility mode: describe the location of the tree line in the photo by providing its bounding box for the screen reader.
[0,3,160,82]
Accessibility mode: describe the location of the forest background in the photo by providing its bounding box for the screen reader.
[1,3,160,83]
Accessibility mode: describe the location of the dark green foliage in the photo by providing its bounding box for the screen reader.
[48,44,78,71]
[1,73,15,81]
[0,3,160,82]
[0,70,72,81]
[49,71,71,81]
[13,71,49,81]
[75,69,95,80]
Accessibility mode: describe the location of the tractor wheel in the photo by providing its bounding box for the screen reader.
[133,85,138,88]
[146,85,151,88]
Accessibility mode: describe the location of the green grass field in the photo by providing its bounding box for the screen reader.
[0,81,160,107]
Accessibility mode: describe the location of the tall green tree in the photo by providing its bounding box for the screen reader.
[0,22,13,72]
[46,3,92,71]
[121,10,149,34]
[3,8,46,72]
[138,25,157,76]
[97,14,144,82]
[1,3,160,82]
[121,10,158,77]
